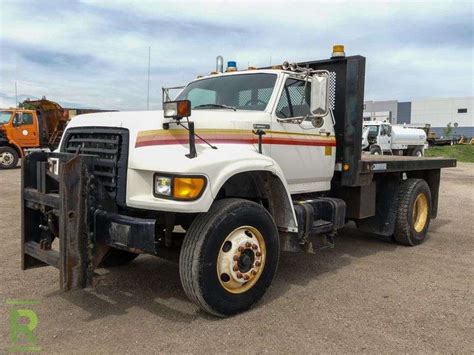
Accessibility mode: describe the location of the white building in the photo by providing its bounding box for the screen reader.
[364,96,474,137]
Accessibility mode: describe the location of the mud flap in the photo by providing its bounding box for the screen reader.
[22,152,96,290]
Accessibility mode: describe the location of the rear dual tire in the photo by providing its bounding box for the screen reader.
[179,198,279,317]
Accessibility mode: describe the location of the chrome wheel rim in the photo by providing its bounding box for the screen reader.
[0,152,14,166]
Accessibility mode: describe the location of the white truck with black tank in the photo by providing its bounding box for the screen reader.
[20,46,456,317]
[362,121,427,156]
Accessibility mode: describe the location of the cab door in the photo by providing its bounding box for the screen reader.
[269,75,335,194]
[10,112,38,147]
[377,124,391,151]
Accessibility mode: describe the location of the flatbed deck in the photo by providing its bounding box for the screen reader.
[359,155,456,173]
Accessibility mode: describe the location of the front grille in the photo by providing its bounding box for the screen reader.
[61,127,129,204]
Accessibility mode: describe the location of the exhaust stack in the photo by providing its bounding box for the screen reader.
[216,55,224,73]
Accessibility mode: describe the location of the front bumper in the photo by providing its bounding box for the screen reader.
[21,152,157,290]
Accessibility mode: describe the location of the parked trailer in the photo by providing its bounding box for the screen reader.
[20,46,456,317]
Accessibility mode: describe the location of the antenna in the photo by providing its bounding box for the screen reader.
[147,46,151,110]
[15,81,18,108]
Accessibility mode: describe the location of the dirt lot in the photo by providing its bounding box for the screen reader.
[1,163,473,353]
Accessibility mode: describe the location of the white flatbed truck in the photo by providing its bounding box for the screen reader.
[20,46,456,316]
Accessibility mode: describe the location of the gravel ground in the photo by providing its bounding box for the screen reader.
[1,163,473,353]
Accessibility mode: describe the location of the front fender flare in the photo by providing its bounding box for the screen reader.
[210,156,298,233]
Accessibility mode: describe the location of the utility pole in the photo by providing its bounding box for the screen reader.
[147,46,151,110]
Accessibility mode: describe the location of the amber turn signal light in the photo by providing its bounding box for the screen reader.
[163,100,191,119]
[173,177,206,200]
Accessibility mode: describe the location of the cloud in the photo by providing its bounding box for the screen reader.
[0,0,472,110]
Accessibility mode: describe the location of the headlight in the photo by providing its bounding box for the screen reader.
[153,174,206,200]
[154,176,172,197]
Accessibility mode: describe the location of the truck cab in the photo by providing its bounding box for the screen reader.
[0,109,40,168]
[172,68,336,193]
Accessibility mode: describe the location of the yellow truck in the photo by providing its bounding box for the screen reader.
[0,98,68,169]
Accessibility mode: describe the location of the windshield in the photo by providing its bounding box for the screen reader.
[365,125,379,136]
[176,73,277,111]
[0,111,12,124]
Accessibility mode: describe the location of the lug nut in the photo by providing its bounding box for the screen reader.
[245,242,251,248]
[255,261,261,267]
[252,244,258,250]
[256,252,262,257]
[233,265,239,272]
[238,246,245,252]
[236,272,243,279]
[251,270,257,276]
[243,274,250,280]
[233,255,239,261]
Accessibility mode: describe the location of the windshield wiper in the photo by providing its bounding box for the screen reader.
[193,104,237,111]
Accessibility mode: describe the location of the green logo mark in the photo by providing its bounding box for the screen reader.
[6,299,41,352]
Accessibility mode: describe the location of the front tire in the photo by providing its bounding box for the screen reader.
[179,198,279,317]
[0,146,19,169]
[394,179,431,246]
[370,145,382,155]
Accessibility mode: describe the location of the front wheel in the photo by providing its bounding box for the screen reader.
[0,146,19,169]
[179,198,280,317]
[370,145,382,155]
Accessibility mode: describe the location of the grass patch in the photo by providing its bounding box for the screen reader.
[425,145,474,163]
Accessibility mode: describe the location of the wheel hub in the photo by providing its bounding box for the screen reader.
[413,193,428,233]
[217,226,266,294]
[0,152,13,165]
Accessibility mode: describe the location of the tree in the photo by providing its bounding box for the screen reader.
[443,122,453,137]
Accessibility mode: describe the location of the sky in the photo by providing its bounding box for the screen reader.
[0,0,473,111]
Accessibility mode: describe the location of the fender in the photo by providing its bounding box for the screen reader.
[1,138,24,157]
[126,144,298,232]
[209,153,298,233]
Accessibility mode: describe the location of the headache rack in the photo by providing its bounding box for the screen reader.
[61,127,129,205]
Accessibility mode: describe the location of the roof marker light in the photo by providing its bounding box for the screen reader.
[226,61,237,72]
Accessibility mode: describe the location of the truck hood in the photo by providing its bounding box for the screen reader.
[66,109,269,132]
[63,109,273,173]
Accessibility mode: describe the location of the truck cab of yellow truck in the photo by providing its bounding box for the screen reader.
[0,98,67,169]
[0,108,40,168]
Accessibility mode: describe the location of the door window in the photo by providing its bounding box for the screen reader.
[15,113,33,125]
[275,78,311,118]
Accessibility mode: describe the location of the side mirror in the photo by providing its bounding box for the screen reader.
[13,113,23,127]
[310,73,329,117]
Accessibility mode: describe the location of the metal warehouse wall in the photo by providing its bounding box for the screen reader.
[410,96,473,137]
[364,100,398,123]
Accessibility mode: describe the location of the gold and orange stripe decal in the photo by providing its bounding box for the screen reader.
[135,129,336,148]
